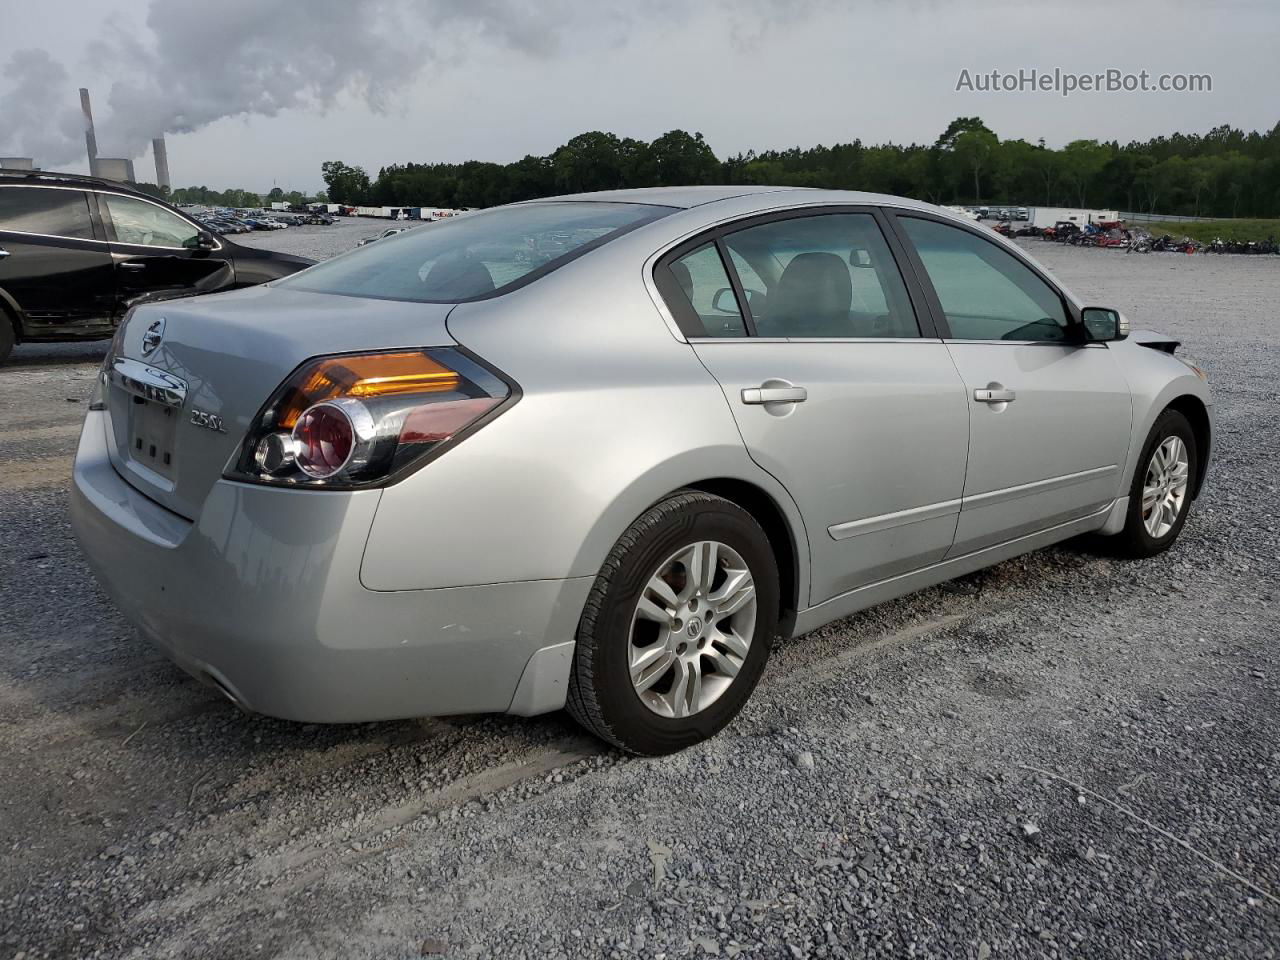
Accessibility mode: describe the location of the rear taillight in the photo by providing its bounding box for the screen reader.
[226,348,514,488]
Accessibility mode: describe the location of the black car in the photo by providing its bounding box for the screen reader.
[0,170,314,363]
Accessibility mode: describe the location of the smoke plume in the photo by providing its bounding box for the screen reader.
[0,50,86,164]
[0,0,634,167]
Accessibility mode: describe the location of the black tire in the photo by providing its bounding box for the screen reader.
[566,491,780,755]
[0,314,15,366]
[1111,409,1198,558]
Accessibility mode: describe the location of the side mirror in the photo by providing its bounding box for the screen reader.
[1080,306,1129,342]
[187,230,216,251]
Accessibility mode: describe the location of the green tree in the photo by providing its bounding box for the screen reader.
[934,117,997,201]
[321,161,371,205]
[1154,156,1193,213]
[1060,140,1110,206]
[647,131,720,186]
[951,128,998,201]
[992,139,1038,203]
[1216,153,1256,218]
[1132,154,1160,211]
[1027,143,1062,205]
[550,132,626,193]
[1188,158,1216,216]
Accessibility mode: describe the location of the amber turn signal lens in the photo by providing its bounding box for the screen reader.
[280,352,462,427]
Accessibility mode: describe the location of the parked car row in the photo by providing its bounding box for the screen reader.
[977,206,1029,221]
[0,170,313,363]
[196,210,335,235]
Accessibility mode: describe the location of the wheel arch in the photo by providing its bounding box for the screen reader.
[681,477,805,634]
[1164,393,1211,498]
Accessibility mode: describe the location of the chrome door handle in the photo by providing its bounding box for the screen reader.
[742,385,808,405]
[119,262,146,271]
[0,248,10,259]
[974,387,1016,403]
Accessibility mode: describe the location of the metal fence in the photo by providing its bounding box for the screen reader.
[1119,211,1219,223]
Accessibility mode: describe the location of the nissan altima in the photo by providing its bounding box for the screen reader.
[70,187,1213,754]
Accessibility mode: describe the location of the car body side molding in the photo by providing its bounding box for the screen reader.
[797,501,1113,636]
[827,465,1117,541]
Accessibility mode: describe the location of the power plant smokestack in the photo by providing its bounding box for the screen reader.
[80,87,98,175]
[152,137,170,191]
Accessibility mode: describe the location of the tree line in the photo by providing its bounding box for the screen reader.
[155,184,327,208]
[319,118,1280,219]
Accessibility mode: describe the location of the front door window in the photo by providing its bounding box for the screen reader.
[899,216,1069,342]
[102,194,200,248]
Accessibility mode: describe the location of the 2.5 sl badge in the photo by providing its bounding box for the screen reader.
[190,409,226,433]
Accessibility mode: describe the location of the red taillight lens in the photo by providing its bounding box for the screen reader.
[293,402,356,478]
[399,397,500,444]
[227,348,514,488]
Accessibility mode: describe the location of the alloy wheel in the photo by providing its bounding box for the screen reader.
[1142,435,1190,538]
[628,540,757,719]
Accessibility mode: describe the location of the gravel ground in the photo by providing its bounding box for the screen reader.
[1,232,1277,960]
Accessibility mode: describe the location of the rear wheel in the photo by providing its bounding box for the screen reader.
[566,492,779,755]
[1111,409,1198,558]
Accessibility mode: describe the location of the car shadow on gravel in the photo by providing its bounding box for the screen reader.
[6,343,110,368]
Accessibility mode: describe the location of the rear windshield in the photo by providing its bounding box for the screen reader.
[279,201,672,303]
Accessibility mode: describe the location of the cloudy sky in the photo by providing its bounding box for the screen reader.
[2,0,1276,192]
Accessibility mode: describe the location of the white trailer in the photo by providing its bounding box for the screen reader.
[1030,207,1119,229]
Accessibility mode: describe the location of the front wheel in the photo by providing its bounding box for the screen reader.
[566,492,780,755]
[1111,409,1198,558]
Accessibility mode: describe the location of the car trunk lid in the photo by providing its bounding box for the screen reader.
[104,285,457,519]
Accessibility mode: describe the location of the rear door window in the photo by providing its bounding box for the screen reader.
[0,186,95,240]
[722,213,920,339]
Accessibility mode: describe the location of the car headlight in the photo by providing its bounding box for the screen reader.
[1178,356,1208,381]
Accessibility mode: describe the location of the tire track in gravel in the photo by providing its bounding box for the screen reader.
[0,422,83,444]
[90,731,606,941]
[0,455,72,490]
[266,743,601,891]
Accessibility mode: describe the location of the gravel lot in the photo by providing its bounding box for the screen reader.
[1,226,1277,959]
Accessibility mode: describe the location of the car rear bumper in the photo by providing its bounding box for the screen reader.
[69,410,591,722]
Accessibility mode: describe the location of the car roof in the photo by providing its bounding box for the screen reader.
[526,185,949,216]
[0,167,153,200]
[531,186,811,208]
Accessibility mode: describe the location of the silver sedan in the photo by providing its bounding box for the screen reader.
[71,187,1213,754]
